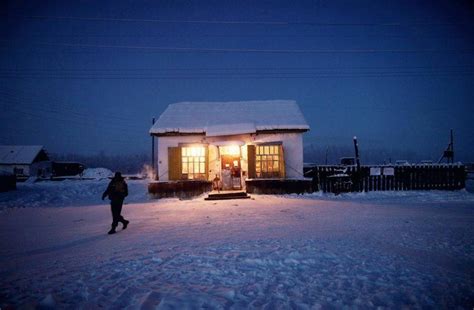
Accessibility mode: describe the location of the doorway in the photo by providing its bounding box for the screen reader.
[221,155,242,190]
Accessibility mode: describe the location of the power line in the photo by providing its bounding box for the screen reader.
[1,73,473,80]
[4,15,469,27]
[3,102,146,134]
[2,107,147,145]
[0,89,147,132]
[0,86,145,124]
[11,33,471,39]
[1,70,473,76]
[0,66,473,80]
[1,40,473,54]
[1,65,473,72]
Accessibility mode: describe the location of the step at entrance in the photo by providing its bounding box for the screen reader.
[205,191,251,200]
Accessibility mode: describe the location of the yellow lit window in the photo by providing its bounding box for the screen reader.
[256,144,281,178]
[181,146,206,180]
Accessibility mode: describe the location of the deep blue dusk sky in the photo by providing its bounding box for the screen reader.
[1,0,473,162]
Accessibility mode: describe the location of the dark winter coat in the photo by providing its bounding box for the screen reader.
[102,178,128,202]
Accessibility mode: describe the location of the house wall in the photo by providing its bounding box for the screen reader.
[155,132,304,182]
[0,162,52,178]
[0,164,30,176]
[31,161,52,178]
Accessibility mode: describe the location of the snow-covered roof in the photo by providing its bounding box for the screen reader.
[0,145,47,165]
[150,100,310,137]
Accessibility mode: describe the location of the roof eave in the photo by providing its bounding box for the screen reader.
[255,128,310,134]
[150,131,206,137]
[150,128,309,137]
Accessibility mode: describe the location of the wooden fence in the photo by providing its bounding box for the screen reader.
[304,164,466,193]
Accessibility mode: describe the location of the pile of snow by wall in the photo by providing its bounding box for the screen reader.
[0,179,150,210]
[81,168,113,179]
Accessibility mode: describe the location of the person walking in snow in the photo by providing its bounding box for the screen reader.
[102,172,129,234]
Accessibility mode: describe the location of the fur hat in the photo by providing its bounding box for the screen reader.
[114,172,124,180]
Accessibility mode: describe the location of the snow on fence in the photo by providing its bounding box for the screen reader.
[304,164,466,193]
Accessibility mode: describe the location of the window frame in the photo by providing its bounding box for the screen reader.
[255,142,282,178]
[180,145,206,180]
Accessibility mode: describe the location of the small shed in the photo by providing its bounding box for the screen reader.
[0,145,51,180]
[149,100,313,197]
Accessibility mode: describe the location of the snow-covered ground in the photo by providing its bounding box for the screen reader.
[0,179,473,308]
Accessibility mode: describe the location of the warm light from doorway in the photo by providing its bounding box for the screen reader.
[220,145,241,156]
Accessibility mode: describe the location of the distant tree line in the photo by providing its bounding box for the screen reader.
[51,152,150,174]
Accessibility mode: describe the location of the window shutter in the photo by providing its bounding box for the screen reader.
[168,147,182,180]
[205,146,209,180]
[247,145,256,178]
[279,144,286,179]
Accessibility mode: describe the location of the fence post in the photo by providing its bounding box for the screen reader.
[448,165,454,190]
[364,167,369,192]
[460,164,466,189]
[395,166,400,190]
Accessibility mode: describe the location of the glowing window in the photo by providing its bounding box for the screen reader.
[181,146,206,180]
[256,144,281,178]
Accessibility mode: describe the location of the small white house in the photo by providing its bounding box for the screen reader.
[0,145,51,179]
[149,100,312,197]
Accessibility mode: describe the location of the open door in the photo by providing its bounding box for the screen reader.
[221,155,241,190]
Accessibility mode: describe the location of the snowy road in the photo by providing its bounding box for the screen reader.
[0,181,473,308]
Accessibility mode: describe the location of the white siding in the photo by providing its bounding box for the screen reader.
[156,132,305,181]
[0,164,30,176]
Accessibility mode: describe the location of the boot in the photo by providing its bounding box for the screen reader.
[122,220,129,230]
[108,227,116,235]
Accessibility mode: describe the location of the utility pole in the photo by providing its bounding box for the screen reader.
[353,136,361,192]
[325,146,329,165]
[151,117,156,179]
[353,136,360,170]
[438,129,454,164]
[450,129,454,163]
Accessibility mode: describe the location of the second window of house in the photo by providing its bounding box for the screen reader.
[256,144,281,178]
